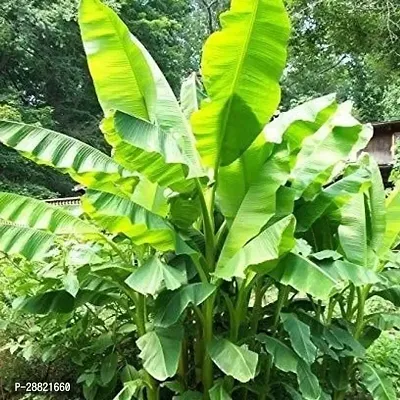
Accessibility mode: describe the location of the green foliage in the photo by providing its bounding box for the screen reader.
[1,1,400,400]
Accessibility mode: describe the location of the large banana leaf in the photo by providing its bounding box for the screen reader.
[216,95,340,264]
[296,163,371,232]
[359,363,396,400]
[263,94,337,149]
[269,253,337,300]
[180,72,200,120]
[290,103,373,200]
[338,193,368,267]
[103,113,199,193]
[79,0,154,119]
[215,215,295,280]
[80,0,204,192]
[382,185,400,253]
[0,121,134,191]
[0,192,97,234]
[191,0,290,168]
[82,190,176,251]
[217,146,290,268]
[0,224,55,261]
[136,326,183,381]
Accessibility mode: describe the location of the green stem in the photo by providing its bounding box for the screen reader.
[346,285,355,320]
[230,281,249,342]
[202,294,216,399]
[250,281,268,335]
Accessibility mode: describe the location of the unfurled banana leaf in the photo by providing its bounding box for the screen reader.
[136,326,183,381]
[382,185,400,253]
[0,120,134,192]
[270,253,337,300]
[256,335,321,400]
[80,0,204,192]
[262,94,337,149]
[154,283,216,327]
[290,103,373,200]
[82,190,176,251]
[217,146,290,268]
[103,113,199,193]
[191,0,290,168]
[296,163,371,232]
[125,256,187,296]
[0,225,55,261]
[79,0,154,120]
[215,215,295,280]
[216,95,341,267]
[208,338,258,383]
[0,192,97,234]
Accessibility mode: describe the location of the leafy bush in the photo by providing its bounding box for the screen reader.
[0,0,400,399]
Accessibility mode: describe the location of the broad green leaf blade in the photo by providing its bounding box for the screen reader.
[262,94,337,147]
[290,103,373,200]
[256,334,298,373]
[154,283,216,327]
[101,353,118,385]
[113,380,143,400]
[0,192,98,234]
[383,185,400,253]
[0,120,133,191]
[270,253,337,300]
[208,338,258,383]
[209,381,232,400]
[370,286,400,307]
[63,272,80,297]
[367,313,400,331]
[338,192,368,267]
[321,260,380,287]
[79,0,154,119]
[180,72,199,120]
[257,335,321,400]
[217,146,290,268]
[296,163,371,232]
[104,113,198,192]
[281,313,317,364]
[125,256,187,296]
[215,215,295,280]
[136,326,183,381]
[191,0,290,168]
[82,190,176,251]
[359,363,396,400]
[16,290,75,314]
[0,224,55,261]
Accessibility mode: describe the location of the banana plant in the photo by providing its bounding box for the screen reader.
[0,0,399,399]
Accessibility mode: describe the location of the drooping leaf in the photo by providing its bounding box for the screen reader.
[215,215,295,280]
[82,190,176,251]
[0,192,98,235]
[17,291,75,314]
[191,0,290,168]
[0,121,133,191]
[136,326,183,381]
[296,163,371,232]
[359,363,396,400]
[370,286,400,307]
[154,283,216,327]
[101,353,118,385]
[63,271,80,297]
[0,225,55,261]
[321,260,380,287]
[257,335,321,400]
[208,338,258,383]
[125,256,187,296]
[263,94,337,147]
[281,313,317,364]
[113,380,144,400]
[104,113,201,193]
[290,103,373,200]
[270,253,337,300]
[366,313,400,331]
